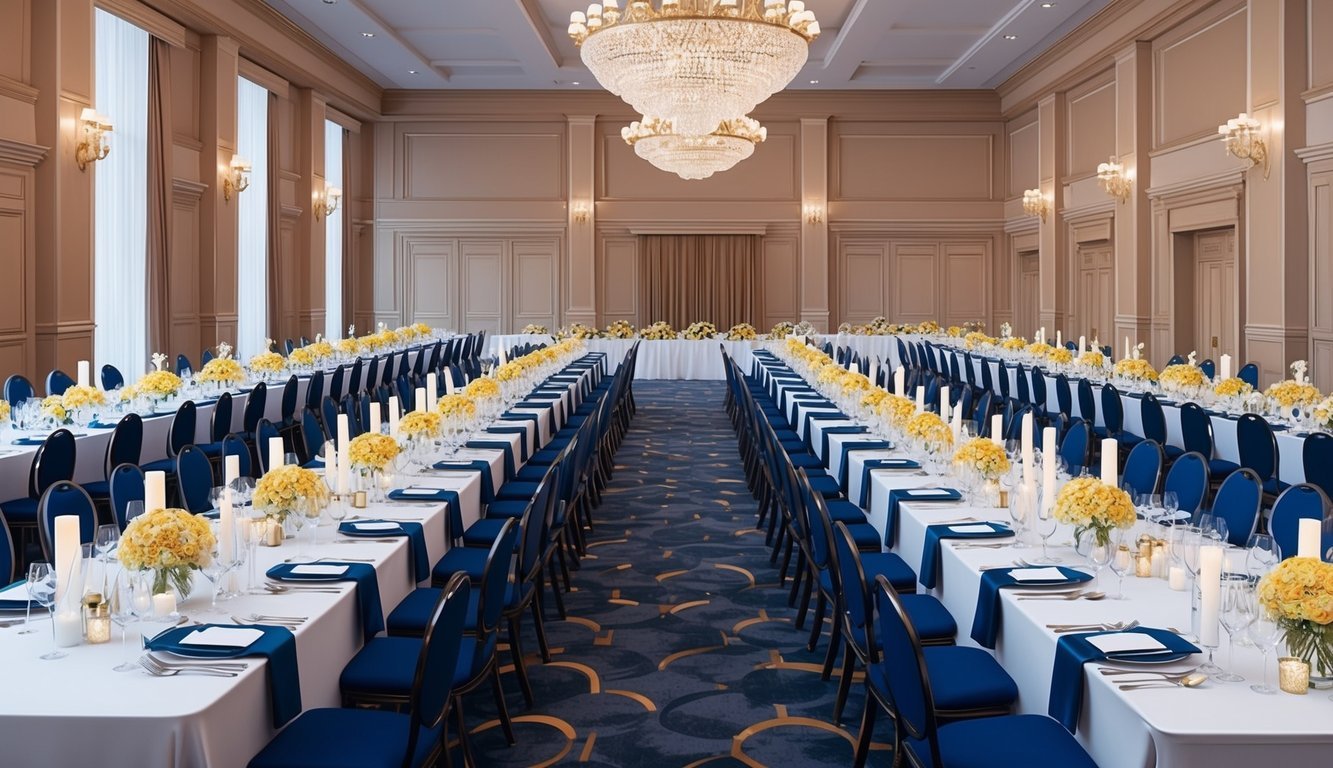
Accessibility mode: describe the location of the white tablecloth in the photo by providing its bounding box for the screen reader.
[489,335,760,380]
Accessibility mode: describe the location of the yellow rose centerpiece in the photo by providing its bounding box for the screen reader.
[118,507,216,596]
[250,350,286,377]
[40,395,68,423]
[1113,358,1158,382]
[520,323,550,335]
[964,331,996,350]
[683,321,718,340]
[1266,380,1322,410]
[953,438,1010,483]
[307,339,335,360]
[876,395,918,432]
[640,321,676,340]
[336,337,363,356]
[1214,377,1253,399]
[288,347,317,367]
[860,389,890,411]
[1257,557,1333,676]
[1314,396,1333,431]
[1001,337,1028,352]
[137,370,183,400]
[1052,477,1136,547]
[605,320,635,339]
[197,356,245,388]
[1077,350,1106,369]
[905,412,954,453]
[560,323,601,340]
[727,323,758,341]
[61,384,107,411]
[464,377,500,402]
[435,394,477,421]
[399,410,442,440]
[946,325,964,338]
[253,464,329,530]
[346,432,401,473]
[769,321,795,339]
[1047,347,1074,365]
[1025,341,1055,358]
[0,400,8,423]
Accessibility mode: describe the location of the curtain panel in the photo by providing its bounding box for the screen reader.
[341,127,354,335]
[265,91,282,345]
[638,235,760,330]
[145,37,172,358]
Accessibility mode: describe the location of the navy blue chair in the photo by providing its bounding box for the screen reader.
[348,358,364,397]
[1014,364,1030,405]
[0,512,13,584]
[1171,402,1214,462]
[45,369,75,397]
[283,339,295,355]
[1058,420,1090,475]
[1167,354,1185,366]
[249,572,469,768]
[1162,451,1208,519]
[240,381,268,444]
[329,366,346,403]
[1225,414,1284,497]
[1209,468,1262,547]
[222,435,253,480]
[175,354,193,376]
[277,375,302,444]
[1238,362,1259,389]
[856,576,1068,768]
[197,392,233,458]
[1030,367,1047,413]
[255,419,283,475]
[300,408,327,468]
[1121,440,1163,497]
[1136,393,1167,447]
[1303,433,1333,503]
[83,413,143,504]
[1076,379,1100,436]
[37,481,97,562]
[1269,484,1333,561]
[340,394,362,436]
[1100,383,1124,441]
[100,365,124,392]
[1200,359,1216,380]
[973,391,994,438]
[1054,374,1072,417]
[0,429,77,532]
[107,463,144,531]
[201,348,215,366]
[141,401,198,475]
[321,395,342,444]
[174,445,213,514]
[3,374,34,407]
[304,369,325,413]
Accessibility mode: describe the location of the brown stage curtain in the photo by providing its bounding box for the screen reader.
[145,37,172,356]
[341,127,354,333]
[638,235,759,330]
[265,91,281,342]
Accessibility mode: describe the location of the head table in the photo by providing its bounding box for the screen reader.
[0,354,604,767]
[752,348,1333,768]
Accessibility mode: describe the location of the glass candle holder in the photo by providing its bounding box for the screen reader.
[84,601,111,644]
[1278,657,1310,695]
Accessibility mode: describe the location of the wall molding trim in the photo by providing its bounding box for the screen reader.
[831,219,1004,233]
[625,224,769,235]
[0,75,39,106]
[1146,170,1245,205]
[172,177,209,202]
[0,138,48,168]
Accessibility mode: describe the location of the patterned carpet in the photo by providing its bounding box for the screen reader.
[465,381,893,767]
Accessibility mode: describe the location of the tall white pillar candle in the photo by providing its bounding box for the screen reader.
[324,444,338,485]
[336,414,350,450]
[337,442,350,495]
[219,488,235,562]
[1101,438,1118,487]
[1021,413,1034,472]
[388,396,401,438]
[445,374,456,395]
[939,386,950,420]
[991,414,1004,446]
[1078,336,1086,355]
[893,367,905,395]
[368,404,381,435]
[268,436,285,473]
[1198,545,1223,646]
[950,402,963,443]
[152,592,177,617]
[1038,327,1046,345]
[1056,330,1062,348]
[53,515,81,604]
[145,471,167,513]
[414,387,428,413]
[1220,354,1232,381]
[224,454,240,485]
[498,349,507,366]
[426,373,438,411]
[1042,427,1058,510]
[868,359,880,389]
[1124,337,1130,361]
[914,386,925,414]
[77,360,90,388]
[1297,518,1322,559]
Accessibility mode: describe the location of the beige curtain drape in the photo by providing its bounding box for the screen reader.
[341,127,354,333]
[638,235,760,330]
[145,37,172,356]
[265,92,281,342]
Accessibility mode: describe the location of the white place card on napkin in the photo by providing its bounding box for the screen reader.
[289,564,351,575]
[950,524,996,534]
[351,522,400,531]
[910,489,954,498]
[180,627,264,648]
[1086,634,1168,655]
[397,488,441,497]
[1008,567,1068,582]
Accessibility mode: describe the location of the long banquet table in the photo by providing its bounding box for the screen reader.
[0,353,607,767]
[751,348,1333,768]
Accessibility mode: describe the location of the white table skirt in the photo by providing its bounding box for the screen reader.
[489,335,761,381]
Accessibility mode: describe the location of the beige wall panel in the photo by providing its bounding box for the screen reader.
[839,243,887,323]
[1155,9,1247,147]
[892,244,940,320]
[402,131,563,200]
[1068,81,1117,176]
[1312,174,1333,388]
[944,242,989,325]
[597,236,638,324]
[0,0,27,85]
[170,44,200,144]
[761,236,799,330]
[406,236,456,331]
[1307,95,1333,147]
[1313,1,1333,91]
[599,126,798,201]
[836,135,993,200]
[511,239,560,330]
[0,95,35,146]
[1008,119,1039,197]
[0,341,25,379]
[0,209,24,334]
[1149,139,1237,189]
[460,239,504,333]
[169,199,200,355]
[172,143,201,183]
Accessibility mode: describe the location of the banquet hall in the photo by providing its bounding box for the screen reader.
[1,0,1332,766]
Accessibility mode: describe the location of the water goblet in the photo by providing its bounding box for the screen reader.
[1216,576,1253,682]
[1247,600,1284,694]
[1244,533,1281,581]
[123,500,146,527]
[95,524,119,565]
[16,562,44,635]
[27,563,65,660]
[108,569,151,671]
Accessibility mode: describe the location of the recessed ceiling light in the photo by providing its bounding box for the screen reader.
[1041,2,1056,7]
[809,79,819,84]
[408,70,418,74]
[361,32,375,38]
[1003,34,1018,40]
[322,0,337,5]
[572,81,581,85]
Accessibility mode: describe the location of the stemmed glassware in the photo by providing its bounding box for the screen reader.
[1244,533,1281,579]
[1107,527,1133,599]
[108,568,151,671]
[94,524,119,567]
[1215,576,1254,682]
[1247,595,1284,694]
[1032,489,1060,564]
[198,522,242,614]
[26,563,64,660]
[124,500,146,527]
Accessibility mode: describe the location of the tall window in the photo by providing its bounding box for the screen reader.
[94,10,149,378]
[236,77,269,358]
[324,120,344,339]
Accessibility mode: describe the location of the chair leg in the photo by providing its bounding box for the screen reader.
[807,591,828,652]
[787,551,805,606]
[852,694,877,768]
[507,616,535,707]
[832,645,856,724]
[547,558,568,619]
[453,698,477,768]
[777,535,795,583]
[491,666,516,745]
[531,592,552,662]
[821,609,843,680]
[556,536,575,585]
[801,587,822,643]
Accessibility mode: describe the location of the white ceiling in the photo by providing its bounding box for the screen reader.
[264,0,1113,92]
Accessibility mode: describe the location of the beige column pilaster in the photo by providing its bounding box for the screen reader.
[198,35,239,348]
[800,117,829,331]
[1038,93,1068,333]
[300,89,328,340]
[566,116,597,328]
[1112,42,1153,355]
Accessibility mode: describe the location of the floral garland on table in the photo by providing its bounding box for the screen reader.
[1214,377,1253,399]
[253,464,330,525]
[839,371,872,397]
[558,323,601,340]
[683,321,717,340]
[1159,362,1208,395]
[520,324,550,335]
[464,377,500,401]
[399,410,442,440]
[435,394,477,421]
[336,337,364,356]
[1025,341,1055,358]
[346,433,400,472]
[640,321,676,340]
[118,507,216,596]
[953,437,1010,482]
[1000,337,1028,352]
[964,331,997,350]
[1046,347,1074,365]
[605,320,636,339]
[727,323,757,341]
[1077,350,1106,370]
[946,325,965,338]
[905,412,954,453]
[1113,358,1158,382]
[494,362,525,382]
[1257,557,1333,676]
[1052,477,1136,547]
[860,389,890,411]
[768,321,795,339]
[876,395,918,431]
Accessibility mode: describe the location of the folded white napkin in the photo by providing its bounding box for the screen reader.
[397,488,441,497]
[180,627,264,648]
[1008,567,1068,582]
[289,564,350,575]
[910,489,954,498]
[351,522,399,531]
[950,524,996,534]
[1086,633,1167,654]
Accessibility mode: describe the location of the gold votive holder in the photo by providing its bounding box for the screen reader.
[259,518,284,547]
[83,595,111,644]
[1134,552,1152,578]
[352,490,368,509]
[1279,657,1310,694]
[998,489,1009,508]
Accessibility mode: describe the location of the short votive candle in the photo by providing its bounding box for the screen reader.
[1135,553,1152,578]
[1279,657,1310,694]
[1168,566,1187,591]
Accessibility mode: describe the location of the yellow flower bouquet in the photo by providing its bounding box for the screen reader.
[464,377,501,401]
[0,400,8,423]
[1113,358,1158,382]
[1314,396,1333,430]
[1001,337,1028,352]
[727,323,758,341]
[40,395,67,423]
[860,389,890,411]
[769,321,796,339]
[288,347,317,367]
[605,320,636,339]
[947,325,964,338]
[520,323,550,335]
[337,337,364,356]
[435,394,477,421]
[640,321,676,341]
[118,507,216,596]
[1047,347,1074,365]
[683,321,718,340]
[559,323,601,340]
[197,356,245,387]
[495,362,525,382]
[136,370,183,400]
[1266,380,1322,410]
[1077,350,1106,369]
[1214,377,1253,399]
[249,351,286,377]
[253,464,330,524]
[346,433,400,473]
[964,331,996,350]
[917,320,942,335]
[1159,363,1207,394]
[906,412,954,453]
[399,410,442,440]
[877,395,918,431]
[61,385,108,411]
[1052,477,1136,547]
[307,339,335,360]
[953,438,1010,482]
[1026,341,1055,358]
[1257,557,1333,676]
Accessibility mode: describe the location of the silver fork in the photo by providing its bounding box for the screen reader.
[1099,666,1199,680]
[139,656,240,677]
[1051,620,1140,634]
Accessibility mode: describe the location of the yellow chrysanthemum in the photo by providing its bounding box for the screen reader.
[953,438,1010,482]
[346,433,401,472]
[197,357,245,386]
[435,394,477,421]
[400,410,442,439]
[1113,358,1158,382]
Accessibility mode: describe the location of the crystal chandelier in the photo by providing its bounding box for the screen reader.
[622,116,767,179]
[570,0,820,137]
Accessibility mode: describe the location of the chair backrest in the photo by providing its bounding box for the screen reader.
[1139,393,1167,443]
[37,481,97,561]
[1055,374,1072,416]
[103,413,144,477]
[166,401,198,457]
[108,463,144,531]
[872,575,940,762]
[305,369,325,411]
[175,354,193,376]
[832,521,875,647]
[100,364,124,392]
[979,357,994,395]
[1236,414,1278,482]
[407,571,471,755]
[1237,362,1259,389]
[29,428,77,499]
[1076,378,1096,424]
[175,445,213,514]
[348,358,364,396]
[363,358,380,393]
[1015,364,1030,404]
[284,339,295,355]
[1270,484,1333,560]
[256,420,282,474]
[201,348,215,366]
[476,519,518,636]
[517,475,554,584]
[321,395,341,443]
[300,407,326,465]
[279,376,300,423]
[1212,468,1261,547]
[1059,419,1090,474]
[242,381,267,433]
[973,390,994,437]
[46,369,75,397]
[1167,354,1185,366]
[1303,433,1333,502]
[3,374,34,407]
[210,392,234,442]
[329,365,346,402]
[1100,383,1124,435]
[1163,451,1208,518]
[0,510,13,584]
[222,434,252,479]
[340,393,361,435]
[1030,367,1047,409]
[1199,359,1216,379]
[1121,440,1163,497]
[1178,403,1214,456]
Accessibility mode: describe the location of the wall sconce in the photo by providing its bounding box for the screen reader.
[222,155,252,202]
[75,107,113,171]
[804,202,824,224]
[1218,112,1269,178]
[313,184,342,221]
[1022,188,1047,221]
[1096,156,1132,203]
[571,202,591,223]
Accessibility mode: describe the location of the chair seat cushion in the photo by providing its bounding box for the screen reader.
[825,500,868,525]
[921,645,1018,713]
[82,480,110,498]
[340,636,419,695]
[526,448,561,466]
[845,523,882,551]
[0,497,38,524]
[1208,459,1240,477]
[460,518,520,549]
[482,500,528,520]
[862,552,918,593]
[805,473,843,499]
[431,547,488,582]
[247,707,441,768]
[897,594,956,641]
[787,453,826,470]
[908,714,1098,768]
[140,458,177,474]
[495,481,539,501]
[514,464,547,482]
[1263,477,1290,495]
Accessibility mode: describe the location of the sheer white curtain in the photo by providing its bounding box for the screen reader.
[236,77,269,359]
[324,120,343,340]
[94,9,149,379]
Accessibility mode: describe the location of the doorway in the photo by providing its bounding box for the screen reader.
[1076,242,1113,343]
[1173,227,1237,361]
[1017,251,1039,337]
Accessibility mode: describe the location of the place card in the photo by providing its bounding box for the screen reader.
[1086,633,1168,655]
[397,488,442,497]
[950,524,996,534]
[910,489,955,498]
[289,564,352,576]
[1008,567,1068,582]
[179,626,265,648]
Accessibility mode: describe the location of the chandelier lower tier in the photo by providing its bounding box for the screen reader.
[571,1,820,138]
[622,116,767,180]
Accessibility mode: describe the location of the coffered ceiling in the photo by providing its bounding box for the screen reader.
[264,0,1113,91]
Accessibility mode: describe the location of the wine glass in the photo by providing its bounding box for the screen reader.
[1162,491,1180,526]
[301,497,324,548]
[108,568,151,672]
[94,524,119,565]
[26,563,65,660]
[124,500,146,527]
[1247,598,1284,694]
[1085,536,1114,592]
[1216,577,1253,683]
[1108,527,1133,599]
[17,562,45,635]
[1245,533,1281,580]
[285,511,311,563]
[1204,516,1229,546]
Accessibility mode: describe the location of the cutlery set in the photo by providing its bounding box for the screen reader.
[263,583,344,595]
[139,655,249,678]
[231,613,306,629]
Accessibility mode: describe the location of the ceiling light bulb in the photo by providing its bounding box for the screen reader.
[361,32,375,38]
[1003,34,1017,40]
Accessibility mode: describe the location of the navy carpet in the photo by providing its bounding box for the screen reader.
[466,381,894,766]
